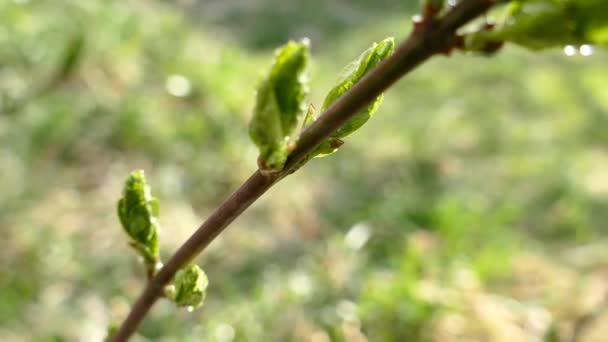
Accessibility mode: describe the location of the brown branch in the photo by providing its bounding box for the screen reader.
[112,0,498,340]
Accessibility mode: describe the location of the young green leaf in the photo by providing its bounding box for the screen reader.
[249,39,310,172]
[117,170,160,264]
[171,264,208,309]
[491,0,577,50]
[313,37,395,158]
[465,0,608,51]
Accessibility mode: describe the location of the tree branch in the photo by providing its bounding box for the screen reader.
[112,0,498,340]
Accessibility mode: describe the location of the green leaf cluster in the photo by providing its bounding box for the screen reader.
[117,171,210,311]
[171,264,209,309]
[466,0,608,51]
[314,37,395,157]
[249,37,395,170]
[249,40,310,171]
[117,170,160,264]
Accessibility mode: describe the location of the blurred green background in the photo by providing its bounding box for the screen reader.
[1,0,608,341]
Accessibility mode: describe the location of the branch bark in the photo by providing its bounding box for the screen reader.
[113,0,498,340]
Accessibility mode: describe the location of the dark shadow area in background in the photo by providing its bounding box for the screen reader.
[178,0,416,49]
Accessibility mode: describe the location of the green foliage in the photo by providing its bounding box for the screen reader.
[117,171,210,312]
[314,37,395,157]
[117,170,160,264]
[54,33,85,82]
[321,37,395,138]
[3,0,608,340]
[249,40,310,171]
[466,0,608,51]
[360,237,437,340]
[171,264,209,309]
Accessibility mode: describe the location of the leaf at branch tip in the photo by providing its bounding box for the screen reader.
[249,39,310,172]
[464,0,608,51]
[313,37,395,158]
[171,264,208,309]
[117,170,160,263]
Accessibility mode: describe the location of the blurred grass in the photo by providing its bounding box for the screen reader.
[1,0,608,341]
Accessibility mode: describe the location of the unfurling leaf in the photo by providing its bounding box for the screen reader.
[171,264,208,309]
[464,0,608,51]
[314,37,395,158]
[117,170,160,263]
[249,39,310,172]
[320,37,395,135]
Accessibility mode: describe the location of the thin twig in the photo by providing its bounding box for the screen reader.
[112,1,498,340]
